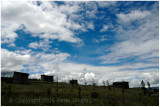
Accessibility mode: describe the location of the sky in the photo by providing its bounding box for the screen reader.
[1,1,159,87]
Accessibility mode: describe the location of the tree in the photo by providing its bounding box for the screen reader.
[102,80,105,86]
[106,80,110,86]
[141,80,146,95]
[141,80,145,89]
[106,80,111,91]
[2,72,6,77]
[83,77,87,85]
[147,81,151,90]
[91,77,96,86]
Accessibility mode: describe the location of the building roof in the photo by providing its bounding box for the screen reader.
[14,71,29,75]
[113,81,129,83]
[70,79,77,81]
[41,74,53,77]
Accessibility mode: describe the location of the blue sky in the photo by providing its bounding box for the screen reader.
[1,1,159,87]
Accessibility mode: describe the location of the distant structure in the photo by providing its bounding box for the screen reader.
[113,81,129,89]
[1,77,13,83]
[69,79,78,85]
[1,71,13,83]
[13,71,29,84]
[41,74,54,82]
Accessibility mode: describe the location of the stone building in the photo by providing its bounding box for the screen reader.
[69,80,78,85]
[41,74,54,82]
[113,81,129,89]
[13,71,29,84]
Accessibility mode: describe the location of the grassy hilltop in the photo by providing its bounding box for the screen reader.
[1,81,159,106]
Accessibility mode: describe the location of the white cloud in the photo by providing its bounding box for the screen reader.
[99,38,158,64]
[37,52,70,64]
[59,2,80,15]
[83,72,96,84]
[96,8,158,87]
[85,2,98,19]
[1,2,158,88]
[86,22,95,30]
[99,9,158,64]
[1,23,19,44]
[14,49,32,55]
[1,48,33,71]
[2,48,158,87]
[28,42,39,49]
[84,72,95,80]
[117,10,151,23]
[1,1,85,44]
[57,63,159,87]
[93,35,110,43]
[28,39,52,51]
[29,73,41,79]
[7,43,16,47]
[96,1,116,8]
[2,1,117,45]
[100,25,109,32]
[1,48,70,72]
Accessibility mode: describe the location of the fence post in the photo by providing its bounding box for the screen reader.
[78,86,81,105]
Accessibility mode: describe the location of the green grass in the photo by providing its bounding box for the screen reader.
[1,81,159,106]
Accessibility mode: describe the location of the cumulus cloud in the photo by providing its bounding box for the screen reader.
[98,9,158,64]
[96,7,158,87]
[100,25,109,32]
[56,63,158,87]
[29,73,41,79]
[85,2,98,19]
[86,22,95,30]
[2,1,113,45]
[96,1,116,8]
[1,1,85,44]
[2,48,159,87]
[1,23,19,44]
[1,48,70,72]
[83,72,96,84]
[1,1,158,88]
[1,48,33,72]
[117,10,151,23]
[93,35,110,43]
[99,39,158,64]
[28,39,52,51]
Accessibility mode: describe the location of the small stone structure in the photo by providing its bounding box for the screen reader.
[113,81,129,89]
[69,80,78,85]
[13,71,29,84]
[41,74,54,82]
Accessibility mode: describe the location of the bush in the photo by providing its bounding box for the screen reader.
[91,92,99,98]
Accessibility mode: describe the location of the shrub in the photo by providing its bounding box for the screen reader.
[91,92,99,98]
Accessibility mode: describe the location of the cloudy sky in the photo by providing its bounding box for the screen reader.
[1,1,159,87]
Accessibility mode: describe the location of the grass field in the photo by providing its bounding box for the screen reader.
[1,81,159,106]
